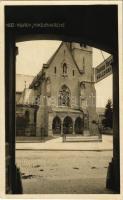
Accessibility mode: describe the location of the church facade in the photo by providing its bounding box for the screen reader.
[17,42,99,136]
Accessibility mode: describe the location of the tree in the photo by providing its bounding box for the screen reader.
[102,99,113,128]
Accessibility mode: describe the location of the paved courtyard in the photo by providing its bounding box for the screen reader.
[16,135,115,194]
[16,135,113,151]
[16,150,114,194]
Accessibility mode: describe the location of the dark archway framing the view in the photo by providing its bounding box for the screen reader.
[5,5,119,194]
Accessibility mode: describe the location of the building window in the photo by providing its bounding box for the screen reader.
[63,63,67,74]
[54,67,56,74]
[59,85,70,106]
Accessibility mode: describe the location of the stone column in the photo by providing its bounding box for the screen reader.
[5,32,20,193]
[61,119,66,142]
[44,78,48,136]
[36,77,48,137]
[61,118,63,136]
[48,113,53,136]
[72,118,75,135]
[106,53,120,192]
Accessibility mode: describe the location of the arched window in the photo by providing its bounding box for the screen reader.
[59,85,70,106]
[63,63,67,74]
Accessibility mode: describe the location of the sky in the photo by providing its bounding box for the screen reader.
[16,40,112,108]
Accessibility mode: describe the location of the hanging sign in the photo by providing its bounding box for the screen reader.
[95,55,113,83]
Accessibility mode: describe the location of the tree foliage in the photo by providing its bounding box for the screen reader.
[102,99,113,128]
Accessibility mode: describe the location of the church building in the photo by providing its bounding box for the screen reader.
[17,42,99,136]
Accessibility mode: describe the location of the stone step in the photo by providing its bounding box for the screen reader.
[63,135,102,142]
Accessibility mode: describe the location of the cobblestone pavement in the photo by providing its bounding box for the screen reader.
[16,150,115,194]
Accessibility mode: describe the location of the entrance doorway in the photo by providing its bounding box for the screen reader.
[74,117,84,134]
[63,116,73,134]
[52,116,61,134]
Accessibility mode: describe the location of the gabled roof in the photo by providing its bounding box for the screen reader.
[45,41,83,73]
[29,69,45,88]
[46,42,63,66]
[30,42,84,88]
[30,42,63,88]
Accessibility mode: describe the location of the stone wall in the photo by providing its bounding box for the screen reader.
[16,105,37,136]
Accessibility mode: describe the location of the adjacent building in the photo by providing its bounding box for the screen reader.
[16,74,35,136]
